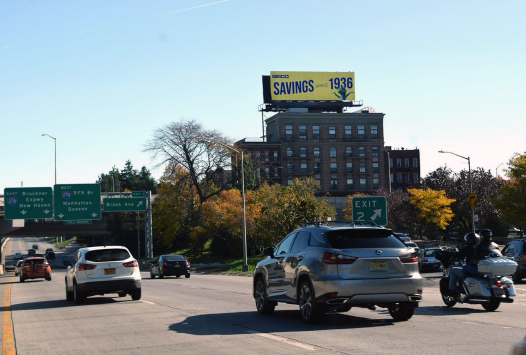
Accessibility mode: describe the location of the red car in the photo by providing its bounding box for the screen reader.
[20,256,52,282]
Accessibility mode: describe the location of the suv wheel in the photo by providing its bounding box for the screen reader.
[150,271,156,279]
[254,277,275,315]
[299,280,323,323]
[388,302,415,321]
[65,280,74,301]
[131,288,141,301]
[185,274,190,279]
[74,282,85,305]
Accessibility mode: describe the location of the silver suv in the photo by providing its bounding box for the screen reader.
[502,239,526,283]
[253,222,423,323]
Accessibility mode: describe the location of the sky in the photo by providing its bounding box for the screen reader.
[1,0,525,192]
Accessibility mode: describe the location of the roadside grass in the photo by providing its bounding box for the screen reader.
[52,236,77,249]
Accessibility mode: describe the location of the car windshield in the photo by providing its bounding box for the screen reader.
[85,249,131,262]
[163,255,185,261]
[327,230,406,249]
[25,259,45,265]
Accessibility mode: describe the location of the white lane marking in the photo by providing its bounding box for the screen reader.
[246,330,316,351]
[141,300,156,305]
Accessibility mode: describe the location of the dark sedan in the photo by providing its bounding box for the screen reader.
[150,255,190,279]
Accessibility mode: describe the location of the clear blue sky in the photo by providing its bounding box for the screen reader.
[2,0,525,191]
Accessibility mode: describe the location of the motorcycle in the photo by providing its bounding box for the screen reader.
[436,251,518,311]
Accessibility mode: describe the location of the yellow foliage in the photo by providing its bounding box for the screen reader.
[342,193,367,220]
[408,188,455,230]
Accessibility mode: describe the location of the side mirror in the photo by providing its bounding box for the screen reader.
[262,247,275,258]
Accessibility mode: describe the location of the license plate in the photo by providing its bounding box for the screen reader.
[175,264,180,268]
[104,268,116,275]
[496,289,505,296]
[370,261,387,272]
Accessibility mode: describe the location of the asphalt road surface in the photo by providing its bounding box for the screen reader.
[2,238,526,354]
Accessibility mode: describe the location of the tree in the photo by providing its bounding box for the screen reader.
[408,188,455,237]
[97,161,157,193]
[494,152,526,228]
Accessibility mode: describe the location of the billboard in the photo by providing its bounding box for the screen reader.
[270,71,355,102]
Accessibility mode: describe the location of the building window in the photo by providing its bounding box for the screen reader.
[405,173,410,183]
[413,173,419,182]
[390,158,393,168]
[314,162,321,173]
[413,158,418,167]
[300,163,308,173]
[344,126,352,139]
[273,151,278,162]
[264,151,269,162]
[358,125,365,138]
[372,147,378,157]
[373,178,379,188]
[346,178,353,189]
[313,147,320,157]
[312,126,320,139]
[359,146,365,157]
[255,151,260,159]
[346,162,353,173]
[264,168,270,178]
[285,125,293,139]
[371,125,378,138]
[360,178,366,189]
[331,179,338,189]
[372,162,379,173]
[360,162,366,173]
[329,126,336,139]
[390,173,393,183]
[274,168,280,177]
[299,125,307,139]
[300,147,307,157]
[330,147,336,157]
[405,158,409,168]
[330,162,337,173]
[287,163,294,174]
[397,158,401,168]
[287,147,293,157]
[345,147,352,157]
[397,173,402,183]
[288,179,294,186]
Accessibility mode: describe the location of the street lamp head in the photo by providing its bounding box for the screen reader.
[438,150,445,153]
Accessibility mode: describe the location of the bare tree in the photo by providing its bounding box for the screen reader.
[144,119,233,204]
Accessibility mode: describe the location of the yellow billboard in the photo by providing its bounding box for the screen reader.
[270,71,355,101]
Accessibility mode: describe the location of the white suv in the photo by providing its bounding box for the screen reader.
[65,246,142,304]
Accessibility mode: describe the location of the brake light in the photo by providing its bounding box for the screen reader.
[496,281,503,287]
[162,261,168,267]
[78,263,96,271]
[123,260,138,268]
[322,252,356,264]
[422,258,428,263]
[400,252,418,263]
[520,254,526,262]
[186,260,190,268]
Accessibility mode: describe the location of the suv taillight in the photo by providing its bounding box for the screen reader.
[322,252,356,264]
[400,252,418,263]
[123,260,138,268]
[520,253,526,262]
[162,261,168,267]
[78,263,96,271]
[186,260,190,268]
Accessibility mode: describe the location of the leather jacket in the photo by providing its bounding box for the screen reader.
[469,241,502,265]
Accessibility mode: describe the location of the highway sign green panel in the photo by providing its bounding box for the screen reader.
[54,184,101,221]
[103,197,147,212]
[4,187,53,220]
[351,196,388,226]
[132,191,146,197]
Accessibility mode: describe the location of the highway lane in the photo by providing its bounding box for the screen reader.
[5,267,526,355]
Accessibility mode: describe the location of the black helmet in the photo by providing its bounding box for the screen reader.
[479,229,493,242]
[464,232,480,244]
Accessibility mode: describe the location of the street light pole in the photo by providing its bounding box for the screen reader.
[438,150,475,233]
[41,134,57,185]
[496,163,504,178]
[205,140,248,272]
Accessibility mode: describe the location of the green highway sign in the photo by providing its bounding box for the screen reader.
[103,197,147,212]
[352,196,388,226]
[132,191,146,197]
[54,184,101,221]
[4,187,53,220]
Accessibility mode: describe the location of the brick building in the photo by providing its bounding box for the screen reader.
[236,107,389,197]
[384,146,421,191]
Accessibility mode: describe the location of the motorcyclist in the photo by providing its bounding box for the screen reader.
[446,232,479,296]
[467,229,502,269]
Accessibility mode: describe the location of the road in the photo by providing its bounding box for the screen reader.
[2,237,526,354]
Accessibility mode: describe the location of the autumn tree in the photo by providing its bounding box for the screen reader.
[408,188,455,238]
[97,161,157,193]
[144,119,232,205]
[494,152,526,228]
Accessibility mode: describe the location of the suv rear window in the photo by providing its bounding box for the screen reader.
[85,249,130,262]
[327,229,406,249]
[24,259,46,265]
[163,255,185,261]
